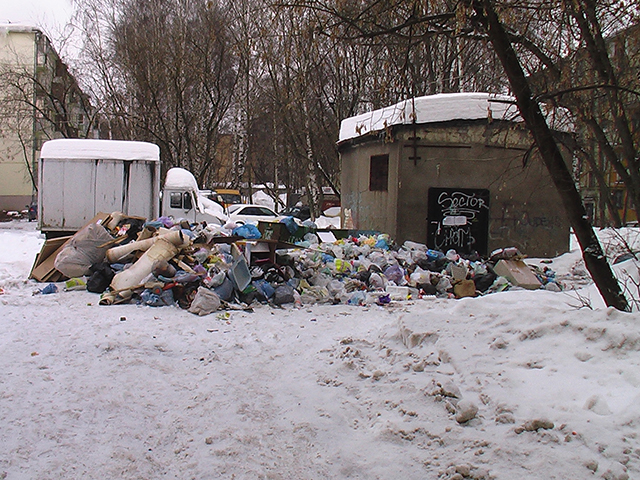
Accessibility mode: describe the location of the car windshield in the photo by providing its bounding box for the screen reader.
[239,206,276,216]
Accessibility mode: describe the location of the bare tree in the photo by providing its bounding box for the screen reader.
[287,0,630,310]
[467,0,628,310]
[75,0,238,184]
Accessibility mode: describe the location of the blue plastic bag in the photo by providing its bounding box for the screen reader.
[253,279,275,299]
[39,283,58,295]
[280,216,298,234]
[140,288,174,306]
[426,249,445,261]
[232,224,262,239]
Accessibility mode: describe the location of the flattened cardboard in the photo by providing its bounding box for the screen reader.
[29,237,72,282]
[29,212,112,282]
[493,259,541,290]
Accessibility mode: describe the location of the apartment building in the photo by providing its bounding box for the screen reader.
[0,24,93,212]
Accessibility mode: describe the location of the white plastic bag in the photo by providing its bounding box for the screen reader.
[188,287,221,315]
[54,223,114,277]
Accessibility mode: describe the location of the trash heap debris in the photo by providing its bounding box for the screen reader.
[30,211,563,314]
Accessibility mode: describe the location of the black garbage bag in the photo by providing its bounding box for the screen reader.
[474,271,498,293]
[416,256,449,273]
[238,285,259,305]
[417,282,437,296]
[273,284,295,305]
[86,262,115,293]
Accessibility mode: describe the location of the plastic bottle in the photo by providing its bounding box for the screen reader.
[293,290,302,308]
[426,249,445,261]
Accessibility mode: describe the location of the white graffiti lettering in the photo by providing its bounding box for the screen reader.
[437,191,488,219]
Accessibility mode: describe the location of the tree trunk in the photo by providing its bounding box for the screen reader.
[473,0,629,311]
[302,97,322,220]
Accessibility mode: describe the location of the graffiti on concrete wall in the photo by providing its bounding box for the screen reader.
[490,203,564,250]
[427,188,490,255]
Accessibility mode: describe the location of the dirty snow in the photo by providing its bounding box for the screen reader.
[1,220,640,480]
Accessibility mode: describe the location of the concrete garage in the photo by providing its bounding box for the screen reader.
[338,93,573,258]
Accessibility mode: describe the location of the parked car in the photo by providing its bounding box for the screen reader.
[226,204,281,225]
[281,205,311,222]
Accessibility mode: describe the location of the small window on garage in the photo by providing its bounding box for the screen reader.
[370,154,389,191]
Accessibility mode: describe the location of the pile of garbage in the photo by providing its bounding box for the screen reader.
[39,212,562,315]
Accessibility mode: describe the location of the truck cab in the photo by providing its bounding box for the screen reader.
[162,189,196,219]
[161,168,225,226]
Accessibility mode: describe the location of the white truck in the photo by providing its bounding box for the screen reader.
[38,139,224,237]
[160,167,226,226]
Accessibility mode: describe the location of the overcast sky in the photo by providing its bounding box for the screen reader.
[2,0,74,36]
[3,0,78,60]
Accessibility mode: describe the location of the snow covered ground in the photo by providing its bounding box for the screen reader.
[1,220,639,480]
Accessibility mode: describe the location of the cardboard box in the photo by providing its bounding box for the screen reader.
[453,279,477,298]
[29,236,72,282]
[258,221,289,241]
[493,259,541,290]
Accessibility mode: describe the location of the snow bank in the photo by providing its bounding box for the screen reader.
[1,221,640,479]
[251,190,276,210]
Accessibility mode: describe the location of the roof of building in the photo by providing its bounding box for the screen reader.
[0,23,42,34]
[338,92,570,143]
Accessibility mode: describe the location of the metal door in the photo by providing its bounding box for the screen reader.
[427,187,490,256]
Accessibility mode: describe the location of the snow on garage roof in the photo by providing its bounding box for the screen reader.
[338,92,522,143]
[40,139,160,161]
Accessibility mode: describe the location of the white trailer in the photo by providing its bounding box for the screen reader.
[38,139,161,237]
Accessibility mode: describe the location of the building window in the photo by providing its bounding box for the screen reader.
[584,201,595,222]
[612,190,624,210]
[369,154,389,191]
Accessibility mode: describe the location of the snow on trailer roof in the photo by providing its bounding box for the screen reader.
[339,93,520,143]
[40,139,160,161]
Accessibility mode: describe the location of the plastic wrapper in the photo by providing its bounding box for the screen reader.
[54,223,114,278]
[273,284,295,305]
[188,287,221,315]
[409,267,431,287]
[383,264,405,285]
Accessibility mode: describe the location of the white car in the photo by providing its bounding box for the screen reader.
[226,204,282,225]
